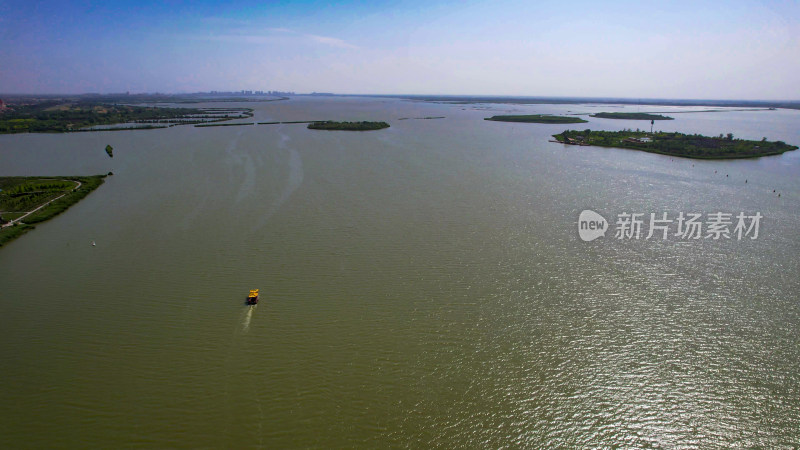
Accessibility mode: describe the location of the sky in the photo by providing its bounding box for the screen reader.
[1,0,798,99]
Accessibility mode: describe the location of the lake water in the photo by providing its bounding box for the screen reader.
[1,97,799,447]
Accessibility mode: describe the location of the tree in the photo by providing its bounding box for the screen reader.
[727,133,734,140]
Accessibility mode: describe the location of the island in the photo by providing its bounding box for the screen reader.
[552,129,798,159]
[307,121,390,131]
[485,114,587,124]
[105,144,113,158]
[0,175,106,247]
[591,112,674,120]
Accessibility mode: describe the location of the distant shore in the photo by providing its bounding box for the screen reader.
[390,95,800,110]
[0,100,254,134]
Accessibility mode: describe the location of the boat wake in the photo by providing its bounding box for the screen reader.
[242,304,255,332]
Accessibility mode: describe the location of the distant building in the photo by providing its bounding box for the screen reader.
[624,137,652,144]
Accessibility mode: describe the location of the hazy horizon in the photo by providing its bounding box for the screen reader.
[1,0,798,100]
[3,92,800,105]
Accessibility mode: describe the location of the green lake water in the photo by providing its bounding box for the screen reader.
[1,97,799,447]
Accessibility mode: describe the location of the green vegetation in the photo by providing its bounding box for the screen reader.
[105,144,113,158]
[552,129,798,159]
[485,114,588,124]
[0,100,254,133]
[591,112,674,120]
[307,121,390,131]
[0,175,106,248]
[0,223,34,248]
[75,125,169,132]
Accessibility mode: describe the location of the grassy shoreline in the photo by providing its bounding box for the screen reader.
[0,175,107,248]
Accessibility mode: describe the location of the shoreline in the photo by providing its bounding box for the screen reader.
[0,175,107,248]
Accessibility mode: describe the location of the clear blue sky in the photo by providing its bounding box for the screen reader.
[1,0,798,99]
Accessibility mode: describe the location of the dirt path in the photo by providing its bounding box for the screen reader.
[1,180,82,228]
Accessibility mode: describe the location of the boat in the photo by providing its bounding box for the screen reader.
[246,289,259,305]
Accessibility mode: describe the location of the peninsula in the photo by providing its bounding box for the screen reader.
[307,121,390,131]
[0,175,106,247]
[0,99,254,133]
[485,114,587,124]
[552,130,798,159]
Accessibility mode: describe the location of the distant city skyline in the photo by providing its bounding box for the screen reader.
[1,0,798,100]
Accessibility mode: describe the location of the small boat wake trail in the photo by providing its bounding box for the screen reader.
[222,301,256,440]
[242,305,255,332]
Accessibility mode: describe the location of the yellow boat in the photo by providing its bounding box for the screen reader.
[246,289,259,305]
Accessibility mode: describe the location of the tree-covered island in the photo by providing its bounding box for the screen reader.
[307,121,390,131]
[485,114,588,124]
[552,129,798,159]
[591,112,674,120]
